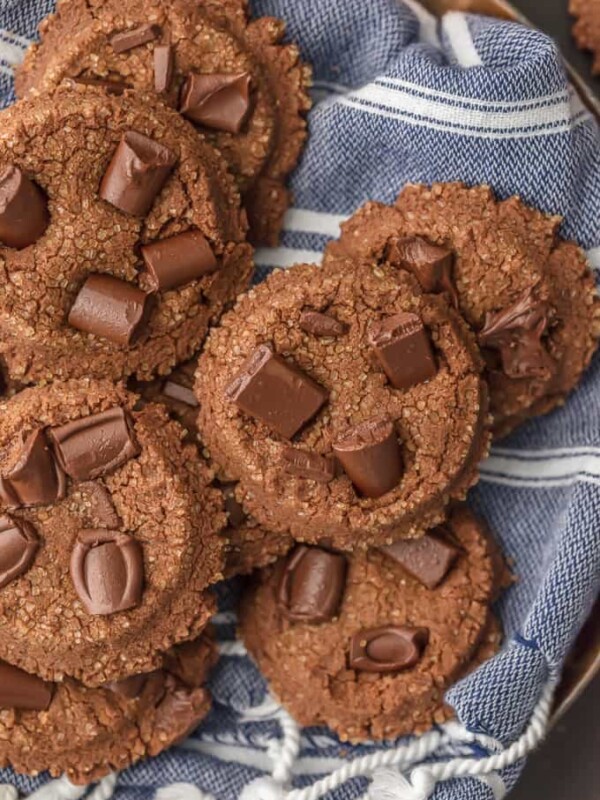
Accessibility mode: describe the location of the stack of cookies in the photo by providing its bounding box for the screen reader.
[0,0,598,785]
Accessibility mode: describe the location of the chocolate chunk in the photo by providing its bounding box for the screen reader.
[104,673,148,699]
[220,482,247,528]
[0,429,66,508]
[380,528,460,589]
[49,407,139,481]
[281,447,335,483]
[333,417,402,498]
[162,380,198,407]
[100,131,177,217]
[0,515,39,590]
[0,659,54,710]
[387,236,457,305]
[278,546,347,623]
[163,637,215,688]
[78,481,121,528]
[0,165,49,249]
[110,24,160,53]
[70,529,144,615]
[68,273,154,347]
[154,43,174,93]
[369,312,436,390]
[479,289,554,379]
[180,72,252,133]
[225,344,328,439]
[299,310,348,338]
[71,76,129,95]
[349,625,429,672]
[141,230,218,291]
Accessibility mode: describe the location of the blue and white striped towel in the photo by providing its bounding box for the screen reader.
[0,1,599,799]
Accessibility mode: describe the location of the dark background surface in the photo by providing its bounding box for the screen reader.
[493,2,600,797]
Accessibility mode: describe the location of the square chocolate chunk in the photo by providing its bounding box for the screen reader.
[225,344,328,439]
[369,312,436,390]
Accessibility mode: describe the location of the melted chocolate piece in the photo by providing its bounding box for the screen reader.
[104,673,149,699]
[70,529,144,615]
[380,527,460,589]
[110,24,160,53]
[0,429,66,508]
[0,165,49,249]
[49,407,139,481]
[278,546,347,623]
[154,44,174,93]
[281,447,335,482]
[0,659,54,710]
[225,344,328,439]
[100,131,177,217]
[387,235,457,305]
[0,515,39,590]
[333,417,402,498]
[180,72,251,133]
[68,273,154,347]
[369,312,436,390]
[479,289,554,379]
[349,625,429,672]
[299,310,348,338]
[141,230,218,291]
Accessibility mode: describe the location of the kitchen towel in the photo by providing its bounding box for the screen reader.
[0,1,599,798]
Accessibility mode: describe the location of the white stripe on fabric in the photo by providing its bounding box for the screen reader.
[377,80,575,111]
[218,640,247,656]
[180,740,351,775]
[402,0,440,48]
[255,247,322,268]
[442,12,483,68]
[481,450,600,487]
[337,97,589,140]
[338,83,588,134]
[0,33,27,66]
[282,208,347,237]
[0,29,32,48]
[586,246,600,268]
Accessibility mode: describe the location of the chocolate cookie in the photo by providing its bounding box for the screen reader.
[15,0,311,245]
[137,362,293,576]
[326,183,600,437]
[196,257,490,548]
[0,83,253,386]
[240,505,505,741]
[0,379,226,685]
[0,632,216,784]
[570,0,600,75]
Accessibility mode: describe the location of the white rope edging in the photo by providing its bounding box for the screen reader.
[240,681,556,800]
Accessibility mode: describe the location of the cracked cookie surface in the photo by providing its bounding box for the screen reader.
[327,183,600,437]
[0,379,226,685]
[240,505,504,742]
[15,0,311,245]
[0,84,253,385]
[0,633,216,784]
[196,257,490,549]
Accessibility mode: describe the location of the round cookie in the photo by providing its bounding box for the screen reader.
[570,0,600,75]
[240,505,504,741]
[0,632,216,784]
[0,83,253,386]
[0,379,226,685]
[326,183,600,437]
[196,257,490,548]
[136,361,293,576]
[15,0,311,245]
